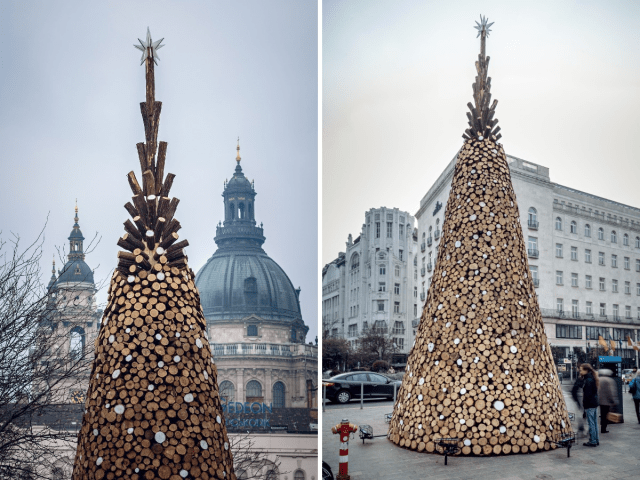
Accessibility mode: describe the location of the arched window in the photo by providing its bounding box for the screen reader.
[584,224,591,237]
[436,218,440,225]
[528,207,537,225]
[265,470,278,480]
[351,253,360,270]
[598,227,604,240]
[219,381,235,403]
[238,202,245,219]
[69,327,85,360]
[294,470,305,480]
[246,380,262,400]
[236,470,248,480]
[611,230,617,243]
[636,236,640,249]
[244,277,258,306]
[229,202,235,219]
[272,381,285,408]
[555,217,562,231]
[570,221,577,234]
[623,233,629,246]
[429,226,432,232]
[248,203,253,220]
[422,232,425,240]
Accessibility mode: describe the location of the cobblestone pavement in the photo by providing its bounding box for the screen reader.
[322,386,640,479]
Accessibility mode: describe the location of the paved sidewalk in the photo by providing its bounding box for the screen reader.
[322,386,640,479]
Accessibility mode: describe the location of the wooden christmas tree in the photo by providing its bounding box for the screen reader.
[72,29,237,480]
[388,16,572,456]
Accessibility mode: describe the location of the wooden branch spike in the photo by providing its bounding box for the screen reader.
[147,194,157,222]
[117,251,136,262]
[157,196,171,219]
[117,258,135,270]
[160,173,176,198]
[132,195,149,225]
[133,215,147,237]
[117,236,140,252]
[166,239,189,254]
[136,143,147,173]
[142,169,156,197]
[116,264,132,275]
[154,217,166,244]
[124,202,139,219]
[123,219,143,240]
[140,103,151,140]
[167,257,188,268]
[127,171,143,196]
[144,230,156,250]
[116,238,134,252]
[133,249,150,261]
[166,248,186,262]
[158,232,179,250]
[466,112,473,125]
[155,141,168,194]
[135,255,152,270]
[123,233,145,250]
[164,218,181,237]
[164,197,180,225]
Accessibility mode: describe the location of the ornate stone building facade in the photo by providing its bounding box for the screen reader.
[195,145,318,411]
[322,207,419,355]
[43,206,101,404]
[416,153,640,369]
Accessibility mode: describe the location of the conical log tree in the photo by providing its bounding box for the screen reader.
[388,16,572,456]
[72,30,236,479]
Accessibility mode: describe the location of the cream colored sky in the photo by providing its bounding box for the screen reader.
[323,0,640,266]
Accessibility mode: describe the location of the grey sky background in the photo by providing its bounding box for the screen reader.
[0,0,318,341]
[323,0,640,266]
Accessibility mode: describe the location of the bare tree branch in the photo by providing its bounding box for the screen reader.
[0,228,100,479]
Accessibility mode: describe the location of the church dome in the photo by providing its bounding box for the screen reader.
[55,259,95,286]
[53,206,95,288]
[196,249,301,322]
[195,143,304,327]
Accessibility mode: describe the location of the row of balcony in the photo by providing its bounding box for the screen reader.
[540,308,640,325]
[210,342,318,358]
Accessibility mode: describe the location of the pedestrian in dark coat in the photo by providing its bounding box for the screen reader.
[578,364,600,446]
[598,369,618,433]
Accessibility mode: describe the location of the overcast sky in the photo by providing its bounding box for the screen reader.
[0,0,318,341]
[323,0,640,266]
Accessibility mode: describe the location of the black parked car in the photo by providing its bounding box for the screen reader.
[323,372,402,403]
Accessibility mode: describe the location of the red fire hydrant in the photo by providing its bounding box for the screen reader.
[331,418,358,480]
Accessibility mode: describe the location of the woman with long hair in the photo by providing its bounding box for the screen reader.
[578,363,600,446]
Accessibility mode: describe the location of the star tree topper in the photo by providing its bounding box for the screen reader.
[134,27,165,66]
[474,14,494,38]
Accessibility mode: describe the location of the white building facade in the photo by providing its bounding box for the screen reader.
[415,153,640,369]
[322,207,419,354]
